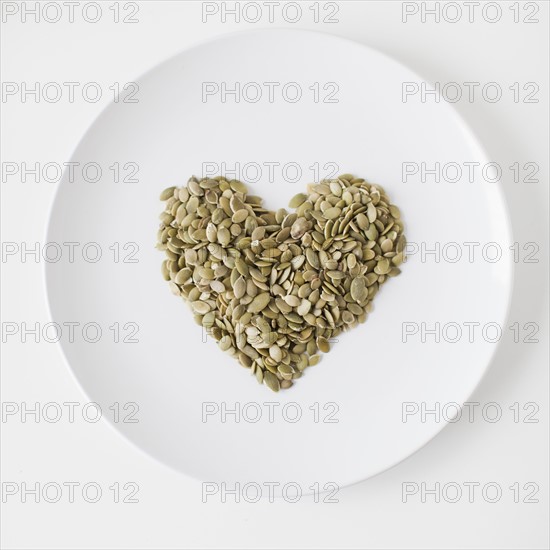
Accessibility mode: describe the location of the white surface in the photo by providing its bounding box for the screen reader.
[1,2,548,549]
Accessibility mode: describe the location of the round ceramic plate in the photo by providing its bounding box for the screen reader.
[45,29,513,492]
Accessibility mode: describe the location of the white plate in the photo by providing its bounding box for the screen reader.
[45,29,513,492]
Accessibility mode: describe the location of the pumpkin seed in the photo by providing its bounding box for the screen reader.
[192,301,210,315]
[288,193,308,208]
[248,292,271,313]
[366,202,376,222]
[317,336,330,353]
[234,276,246,299]
[324,207,342,220]
[230,179,248,194]
[263,370,280,392]
[160,186,176,200]
[232,209,248,223]
[308,354,321,366]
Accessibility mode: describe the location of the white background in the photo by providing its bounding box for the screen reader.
[1,1,549,549]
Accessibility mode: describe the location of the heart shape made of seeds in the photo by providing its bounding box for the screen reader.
[157,174,406,391]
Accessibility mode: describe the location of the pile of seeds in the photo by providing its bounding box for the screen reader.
[157,174,405,391]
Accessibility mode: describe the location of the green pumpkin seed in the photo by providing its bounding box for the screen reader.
[308,354,321,366]
[160,186,176,200]
[289,193,308,208]
[367,202,377,223]
[232,209,248,223]
[323,207,342,220]
[230,179,248,194]
[375,258,390,275]
[192,301,210,314]
[317,336,330,353]
[248,292,271,313]
[263,370,280,392]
